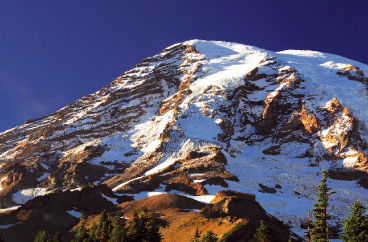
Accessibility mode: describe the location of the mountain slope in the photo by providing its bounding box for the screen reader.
[1,40,368,238]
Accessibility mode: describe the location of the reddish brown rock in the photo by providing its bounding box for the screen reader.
[278,103,320,137]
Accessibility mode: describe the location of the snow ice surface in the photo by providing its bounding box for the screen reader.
[0,206,20,214]
[12,188,50,204]
[276,49,368,142]
[113,176,141,192]
[144,157,176,176]
[0,177,7,191]
[178,113,220,142]
[67,210,81,218]
[185,40,268,94]
[36,172,51,182]
[224,141,368,237]
[101,193,119,205]
[0,224,15,229]
[147,191,215,204]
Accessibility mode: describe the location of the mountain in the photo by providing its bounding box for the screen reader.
[1,40,368,241]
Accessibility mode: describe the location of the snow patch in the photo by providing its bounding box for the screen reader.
[0,177,7,191]
[0,224,15,229]
[187,40,268,94]
[12,188,49,204]
[37,172,51,182]
[67,210,81,218]
[113,176,141,192]
[141,139,161,153]
[185,194,215,204]
[343,156,359,167]
[189,173,205,177]
[101,193,119,205]
[147,191,215,204]
[144,157,176,176]
[0,206,20,213]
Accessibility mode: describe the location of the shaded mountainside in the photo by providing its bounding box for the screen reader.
[1,40,368,239]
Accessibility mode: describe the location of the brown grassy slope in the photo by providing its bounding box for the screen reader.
[64,192,299,242]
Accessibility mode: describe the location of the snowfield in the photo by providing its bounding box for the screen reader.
[224,143,368,237]
[276,49,368,142]
[12,188,50,204]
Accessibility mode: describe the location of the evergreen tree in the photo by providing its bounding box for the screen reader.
[190,227,201,242]
[99,221,109,242]
[340,200,368,242]
[127,206,162,242]
[201,230,218,242]
[112,212,123,228]
[128,210,142,242]
[52,231,62,242]
[34,230,50,242]
[254,220,278,242]
[110,212,127,242]
[0,227,4,242]
[98,210,109,227]
[146,218,162,242]
[310,168,334,242]
[88,222,98,242]
[93,210,111,242]
[110,223,126,242]
[140,206,150,241]
[72,211,89,242]
[64,206,163,242]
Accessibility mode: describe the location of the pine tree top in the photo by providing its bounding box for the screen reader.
[340,200,368,242]
[310,167,334,242]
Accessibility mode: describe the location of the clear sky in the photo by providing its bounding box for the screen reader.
[0,0,367,132]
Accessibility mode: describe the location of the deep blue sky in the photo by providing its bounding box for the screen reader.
[0,1,367,132]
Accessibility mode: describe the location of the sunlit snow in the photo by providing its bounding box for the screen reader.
[12,188,50,204]
[67,210,81,218]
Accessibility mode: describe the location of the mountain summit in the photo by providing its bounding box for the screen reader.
[1,40,368,239]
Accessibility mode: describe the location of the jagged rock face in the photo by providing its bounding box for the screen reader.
[1,40,368,237]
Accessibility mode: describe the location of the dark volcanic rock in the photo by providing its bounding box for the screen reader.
[259,183,277,194]
[0,184,123,242]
